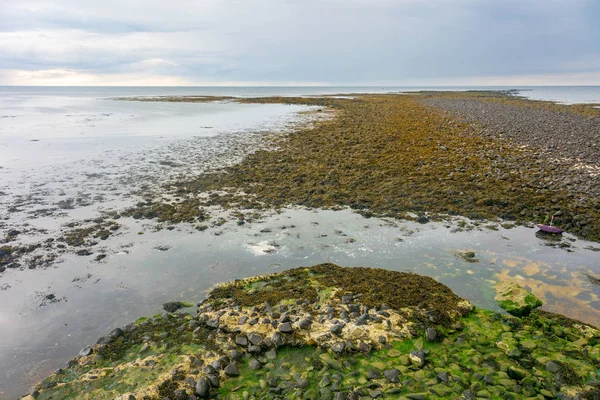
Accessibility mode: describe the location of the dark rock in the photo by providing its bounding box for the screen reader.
[238,316,248,325]
[409,350,426,367]
[248,333,263,346]
[384,369,400,383]
[248,345,262,354]
[96,336,113,345]
[206,374,220,388]
[195,377,210,398]
[224,363,240,377]
[299,319,312,330]
[330,324,343,335]
[437,371,450,383]
[331,342,345,353]
[249,359,262,370]
[508,366,527,381]
[278,322,293,333]
[79,347,93,357]
[426,327,437,342]
[235,335,248,347]
[367,369,382,380]
[205,318,219,329]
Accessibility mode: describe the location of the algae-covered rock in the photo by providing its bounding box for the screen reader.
[495,281,543,317]
[27,264,600,400]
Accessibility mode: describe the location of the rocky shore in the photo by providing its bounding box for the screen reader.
[27,264,600,399]
[123,92,600,241]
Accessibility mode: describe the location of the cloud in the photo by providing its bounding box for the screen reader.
[0,0,598,85]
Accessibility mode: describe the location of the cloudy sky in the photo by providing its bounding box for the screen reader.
[1,0,599,86]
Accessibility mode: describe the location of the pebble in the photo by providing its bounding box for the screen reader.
[195,377,210,398]
[224,363,240,377]
[278,322,293,333]
[426,327,437,342]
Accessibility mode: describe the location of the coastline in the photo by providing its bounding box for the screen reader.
[5,90,600,398]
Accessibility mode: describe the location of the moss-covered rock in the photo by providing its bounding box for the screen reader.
[495,281,543,317]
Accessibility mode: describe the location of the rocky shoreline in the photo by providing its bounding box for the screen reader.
[26,264,600,399]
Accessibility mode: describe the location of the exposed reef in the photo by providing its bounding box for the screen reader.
[27,264,600,399]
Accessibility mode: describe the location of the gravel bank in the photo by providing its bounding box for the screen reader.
[423,96,600,203]
[423,97,600,166]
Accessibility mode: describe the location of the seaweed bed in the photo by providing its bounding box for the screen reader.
[124,92,600,242]
[28,264,600,399]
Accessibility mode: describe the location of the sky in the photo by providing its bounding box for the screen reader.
[0,0,599,86]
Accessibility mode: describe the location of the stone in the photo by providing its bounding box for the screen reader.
[249,359,262,370]
[384,369,400,383]
[195,377,210,399]
[278,322,293,333]
[331,342,345,353]
[426,327,437,342]
[299,319,312,330]
[495,281,542,317]
[248,345,262,354]
[367,369,381,380]
[330,324,344,335]
[546,361,560,373]
[248,333,263,346]
[235,335,248,347]
[507,366,527,381]
[224,363,240,377]
[78,347,93,357]
[109,328,125,339]
[409,350,426,367]
[206,374,220,388]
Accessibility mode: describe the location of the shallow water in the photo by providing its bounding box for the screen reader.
[1,208,599,397]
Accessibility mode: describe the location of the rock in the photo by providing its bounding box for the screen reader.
[265,349,277,360]
[224,363,240,377]
[206,374,220,388]
[249,359,262,370]
[331,342,345,353]
[495,281,542,317]
[384,369,400,383]
[195,377,210,398]
[330,324,343,335]
[248,345,261,354]
[299,319,312,330]
[297,377,310,388]
[409,350,426,367]
[367,369,381,380]
[238,316,248,325]
[507,366,527,381]
[96,336,113,345]
[426,327,437,342]
[278,322,293,333]
[78,347,93,357]
[334,392,348,400]
[205,318,220,329]
[235,335,248,347]
[546,361,560,373]
[342,294,353,304]
[248,333,263,346]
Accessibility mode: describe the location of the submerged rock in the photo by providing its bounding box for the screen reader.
[495,281,543,317]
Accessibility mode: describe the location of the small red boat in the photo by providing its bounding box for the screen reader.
[536,224,563,234]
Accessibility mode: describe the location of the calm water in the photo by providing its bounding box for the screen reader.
[1,86,599,398]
